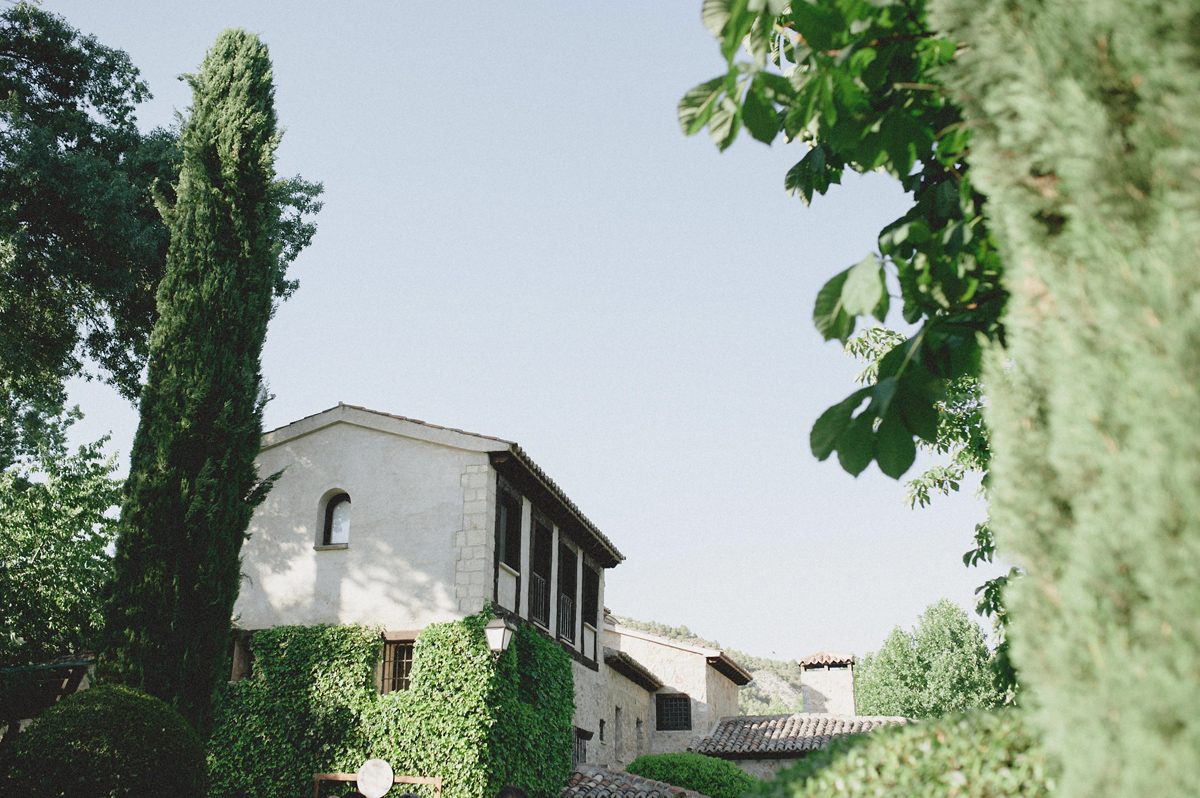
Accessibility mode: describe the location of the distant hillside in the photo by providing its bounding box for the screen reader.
[613,616,806,715]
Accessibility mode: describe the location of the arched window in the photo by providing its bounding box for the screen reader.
[323,492,351,546]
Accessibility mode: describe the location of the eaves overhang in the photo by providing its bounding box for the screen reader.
[490,445,624,569]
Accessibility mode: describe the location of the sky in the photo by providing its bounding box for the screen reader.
[46,1,999,661]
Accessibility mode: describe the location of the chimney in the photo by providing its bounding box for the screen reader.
[797,651,856,715]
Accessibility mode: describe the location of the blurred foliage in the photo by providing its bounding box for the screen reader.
[682,0,1006,480]
[929,0,1200,794]
[756,708,1054,798]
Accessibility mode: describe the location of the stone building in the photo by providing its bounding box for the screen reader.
[590,620,751,768]
[233,403,750,767]
[797,650,856,715]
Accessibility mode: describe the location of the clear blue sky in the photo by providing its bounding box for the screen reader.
[50,1,999,660]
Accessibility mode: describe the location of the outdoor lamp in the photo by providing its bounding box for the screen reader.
[484,616,515,657]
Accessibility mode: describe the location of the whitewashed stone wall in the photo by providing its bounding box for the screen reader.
[236,410,499,631]
[801,666,855,714]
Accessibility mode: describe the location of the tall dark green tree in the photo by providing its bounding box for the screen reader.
[102,29,293,734]
[0,4,320,467]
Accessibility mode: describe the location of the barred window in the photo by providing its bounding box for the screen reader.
[572,727,593,766]
[656,693,691,731]
[381,640,414,693]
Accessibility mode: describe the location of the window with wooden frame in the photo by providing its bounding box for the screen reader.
[529,516,553,627]
[496,486,522,572]
[557,542,578,644]
[572,727,593,766]
[381,640,414,693]
[582,564,600,630]
[655,693,692,731]
[322,492,351,546]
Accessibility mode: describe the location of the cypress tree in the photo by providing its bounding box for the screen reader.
[102,29,283,735]
[930,0,1200,794]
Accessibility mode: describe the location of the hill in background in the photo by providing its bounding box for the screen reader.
[613,616,807,715]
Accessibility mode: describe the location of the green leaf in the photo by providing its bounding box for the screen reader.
[766,0,790,13]
[709,94,743,150]
[702,0,733,37]
[678,76,727,136]
[720,0,756,62]
[836,412,875,476]
[875,411,917,478]
[742,79,781,144]
[811,386,871,460]
[868,376,898,417]
[748,12,772,67]
[898,381,941,442]
[841,254,886,318]
[790,2,841,52]
[813,268,853,342]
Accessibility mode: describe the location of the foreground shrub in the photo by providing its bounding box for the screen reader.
[4,684,206,798]
[627,752,759,798]
[758,709,1055,798]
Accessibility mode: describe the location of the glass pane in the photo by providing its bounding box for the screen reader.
[329,499,351,544]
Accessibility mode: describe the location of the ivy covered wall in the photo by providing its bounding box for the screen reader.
[207,611,573,798]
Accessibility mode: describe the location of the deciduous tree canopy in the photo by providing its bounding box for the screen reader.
[855,599,1001,718]
[0,410,121,668]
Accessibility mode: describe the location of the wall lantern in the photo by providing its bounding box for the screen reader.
[484,616,516,658]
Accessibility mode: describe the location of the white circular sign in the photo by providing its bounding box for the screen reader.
[356,758,394,798]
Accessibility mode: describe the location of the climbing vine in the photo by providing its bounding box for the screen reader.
[207,609,573,798]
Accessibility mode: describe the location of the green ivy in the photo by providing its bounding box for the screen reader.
[207,610,573,798]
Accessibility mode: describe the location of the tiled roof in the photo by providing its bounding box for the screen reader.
[561,765,709,798]
[694,713,909,759]
[797,650,855,668]
[604,648,663,691]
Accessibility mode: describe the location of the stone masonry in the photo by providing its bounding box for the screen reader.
[454,463,495,613]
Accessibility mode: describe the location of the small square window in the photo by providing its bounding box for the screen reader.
[381,640,414,693]
[656,693,691,731]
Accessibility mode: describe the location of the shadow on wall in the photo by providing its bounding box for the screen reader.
[237,450,459,629]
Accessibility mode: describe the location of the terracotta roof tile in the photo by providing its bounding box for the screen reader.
[797,650,854,668]
[693,713,909,759]
[561,766,709,798]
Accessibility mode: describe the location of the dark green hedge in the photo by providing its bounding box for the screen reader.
[626,753,759,798]
[207,610,573,798]
[757,710,1055,798]
[927,0,1200,794]
[3,684,206,798]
